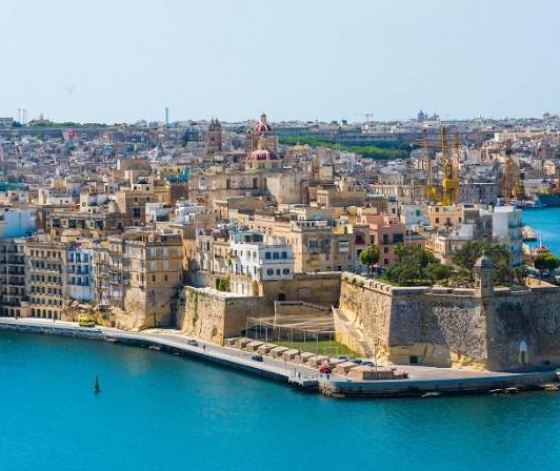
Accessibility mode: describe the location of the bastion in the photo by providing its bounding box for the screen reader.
[336,256,560,371]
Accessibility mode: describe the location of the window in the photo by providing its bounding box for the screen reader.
[281,252,287,259]
[382,235,389,245]
[309,239,319,249]
[266,269,274,276]
[282,268,290,275]
[338,241,349,253]
[265,252,271,260]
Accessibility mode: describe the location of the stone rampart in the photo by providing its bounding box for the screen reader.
[260,272,341,306]
[337,272,560,371]
[178,287,263,344]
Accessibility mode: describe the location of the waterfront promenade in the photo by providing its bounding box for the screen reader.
[0,317,557,398]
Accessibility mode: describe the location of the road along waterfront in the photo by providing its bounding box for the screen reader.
[0,317,556,398]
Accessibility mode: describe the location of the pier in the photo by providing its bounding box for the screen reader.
[0,318,557,398]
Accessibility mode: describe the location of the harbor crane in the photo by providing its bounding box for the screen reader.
[411,125,460,205]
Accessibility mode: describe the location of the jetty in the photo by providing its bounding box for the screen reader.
[0,318,557,399]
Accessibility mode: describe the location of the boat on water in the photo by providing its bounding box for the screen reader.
[536,192,560,208]
[522,225,537,242]
[94,375,101,394]
[511,198,545,210]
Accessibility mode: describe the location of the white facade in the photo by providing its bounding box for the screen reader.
[66,247,94,301]
[230,241,294,295]
[172,201,206,223]
[145,203,173,223]
[481,206,523,266]
[399,204,430,228]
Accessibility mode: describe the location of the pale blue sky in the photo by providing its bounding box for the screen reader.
[1,0,558,123]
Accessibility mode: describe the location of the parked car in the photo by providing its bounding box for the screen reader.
[319,365,332,374]
[187,339,199,347]
[251,354,264,362]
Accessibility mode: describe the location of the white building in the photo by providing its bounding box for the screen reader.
[229,232,294,296]
[66,246,94,302]
[480,205,523,266]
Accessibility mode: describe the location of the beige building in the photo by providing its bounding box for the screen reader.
[94,229,183,329]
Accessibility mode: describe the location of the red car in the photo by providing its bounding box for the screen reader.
[319,365,332,374]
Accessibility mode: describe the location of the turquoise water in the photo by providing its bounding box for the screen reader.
[2,331,560,471]
[522,207,560,255]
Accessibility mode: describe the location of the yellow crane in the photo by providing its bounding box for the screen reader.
[440,125,459,205]
[420,128,441,202]
[413,126,460,204]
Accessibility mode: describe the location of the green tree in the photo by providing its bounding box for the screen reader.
[359,244,380,275]
[425,263,454,281]
[534,254,560,276]
[394,242,407,264]
[452,240,486,273]
[486,244,513,284]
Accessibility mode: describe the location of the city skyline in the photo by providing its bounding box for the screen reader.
[2,0,558,124]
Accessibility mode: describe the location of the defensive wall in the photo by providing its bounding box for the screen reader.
[177,272,340,344]
[337,272,560,371]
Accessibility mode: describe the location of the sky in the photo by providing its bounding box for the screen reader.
[1,0,558,124]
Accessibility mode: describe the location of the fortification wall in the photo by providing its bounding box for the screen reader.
[488,286,560,370]
[260,272,341,306]
[338,273,560,371]
[274,301,330,318]
[178,287,263,344]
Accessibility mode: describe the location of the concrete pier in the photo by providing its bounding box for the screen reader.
[0,318,557,399]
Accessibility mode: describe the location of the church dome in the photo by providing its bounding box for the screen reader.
[248,148,279,161]
[254,113,272,134]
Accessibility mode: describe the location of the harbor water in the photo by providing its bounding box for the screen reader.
[2,330,560,471]
[522,207,560,255]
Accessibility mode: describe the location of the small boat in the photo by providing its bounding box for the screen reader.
[94,375,101,394]
[543,384,560,392]
[489,388,504,395]
[505,387,519,394]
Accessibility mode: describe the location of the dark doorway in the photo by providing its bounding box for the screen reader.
[278,293,286,301]
[409,355,419,365]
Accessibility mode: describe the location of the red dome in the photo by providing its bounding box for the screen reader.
[248,148,279,161]
[254,113,272,134]
[254,122,272,133]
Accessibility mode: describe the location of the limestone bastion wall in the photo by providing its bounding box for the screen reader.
[338,274,560,371]
[338,274,487,369]
[260,272,341,307]
[488,285,560,370]
[178,287,263,344]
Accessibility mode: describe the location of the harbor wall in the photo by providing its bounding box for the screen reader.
[337,273,560,371]
[178,287,262,344]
